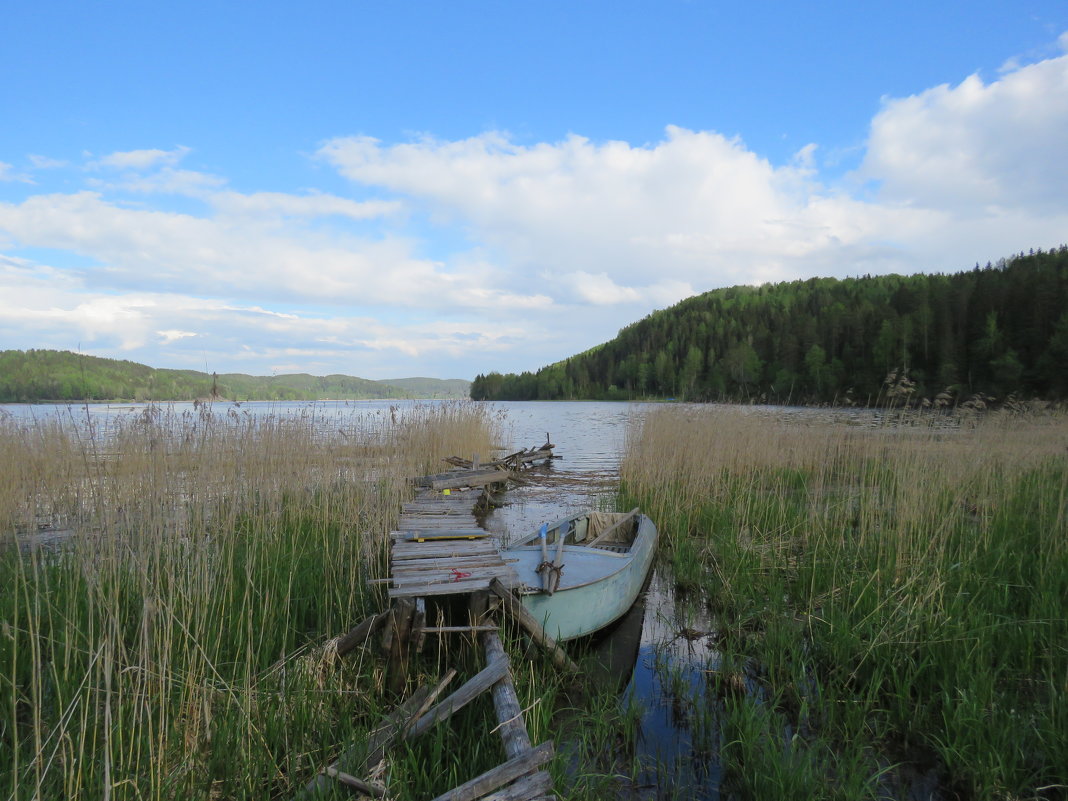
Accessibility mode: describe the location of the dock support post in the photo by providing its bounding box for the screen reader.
[386,598,415,695]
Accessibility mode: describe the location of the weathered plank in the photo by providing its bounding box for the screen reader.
[412,597,428,653]
[387,599,415,694]
[483,631,532,759]
[428,741,554,801]
[415,468,514,491]
[330,612,387,657]
[478,771,554,801]
[406,656,511,739]
[389,568,517,588]
[389,577,514,597]
[324,767,386,797]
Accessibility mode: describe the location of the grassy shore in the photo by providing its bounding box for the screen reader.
[621,405,1067,799]
[0,402,504,800]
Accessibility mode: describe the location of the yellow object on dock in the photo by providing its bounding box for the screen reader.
[411,532,490,543]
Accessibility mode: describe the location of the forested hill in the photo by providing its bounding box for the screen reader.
[471,247,1068,405]
[0,350,470,402]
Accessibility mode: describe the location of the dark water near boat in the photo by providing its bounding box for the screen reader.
[482,401,724,799]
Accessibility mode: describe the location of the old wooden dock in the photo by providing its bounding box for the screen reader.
[313,442,563,801]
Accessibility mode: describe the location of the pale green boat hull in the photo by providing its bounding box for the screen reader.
[503,513,658,641]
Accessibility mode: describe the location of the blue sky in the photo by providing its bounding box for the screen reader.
[2,1,1067,380]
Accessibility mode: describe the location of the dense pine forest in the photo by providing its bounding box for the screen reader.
[0,350,468,402]
[471,248,1068,405]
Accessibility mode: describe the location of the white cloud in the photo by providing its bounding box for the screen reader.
[0,191,551,313]
[858,50,1068,213]
[93,167,228,195]
[28,155,67,169]
[157,329,198,344]
[559,271,694,306]
[208,190,402,221]
[0,162,32,183]
[94,146,191,170]
[319,126,931,293]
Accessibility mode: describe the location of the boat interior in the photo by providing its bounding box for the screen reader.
[547,511,638,553]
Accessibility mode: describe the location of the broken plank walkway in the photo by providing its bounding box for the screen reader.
[378,456,557,801]
[388,482,519,599]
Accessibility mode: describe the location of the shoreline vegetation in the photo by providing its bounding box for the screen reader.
[472,247,1068,407]
[0,349,471,403]
[0,403,514,799]
[622,404,1067,798]
[3,400,1065,798]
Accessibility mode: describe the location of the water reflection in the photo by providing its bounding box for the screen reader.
[484,402,725,798]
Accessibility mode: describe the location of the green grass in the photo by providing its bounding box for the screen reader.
[621,405,1068,799]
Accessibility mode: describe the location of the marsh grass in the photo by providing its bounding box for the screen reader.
[0,401,497,800]
[621,405,1068,799]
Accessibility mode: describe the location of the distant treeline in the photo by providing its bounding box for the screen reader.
[0,350,469,402]
[472,247,1068,405]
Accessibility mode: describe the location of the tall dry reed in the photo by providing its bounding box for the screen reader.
[0,401,497,800]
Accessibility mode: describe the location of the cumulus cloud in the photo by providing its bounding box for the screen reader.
[0,190,551,313]
[208,190,402,221]
[859,49,1068,213]
[319,126,931,293]
[0,254,527,375]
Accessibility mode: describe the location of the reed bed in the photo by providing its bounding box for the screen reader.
[0,401,497,800]
[621,406,1067,799]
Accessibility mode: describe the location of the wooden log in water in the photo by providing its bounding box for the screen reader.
[483,631,532,759]
[415,468,515,491]
[489,579,578,673]
[428,741,554,801]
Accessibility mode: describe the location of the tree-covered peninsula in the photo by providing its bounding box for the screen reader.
[472,248,1068,405]
[0,350,470,402]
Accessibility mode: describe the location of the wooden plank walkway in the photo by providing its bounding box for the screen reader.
[387,479,519,599]
[373,459,558,800]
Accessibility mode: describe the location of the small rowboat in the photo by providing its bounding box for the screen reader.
[502,508,657,641]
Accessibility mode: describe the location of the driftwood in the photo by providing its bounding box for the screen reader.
[428,741,554,801]
[404,669,457,736]
[489,579,578,673]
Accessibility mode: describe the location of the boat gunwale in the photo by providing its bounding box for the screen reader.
[504,515,656,594]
